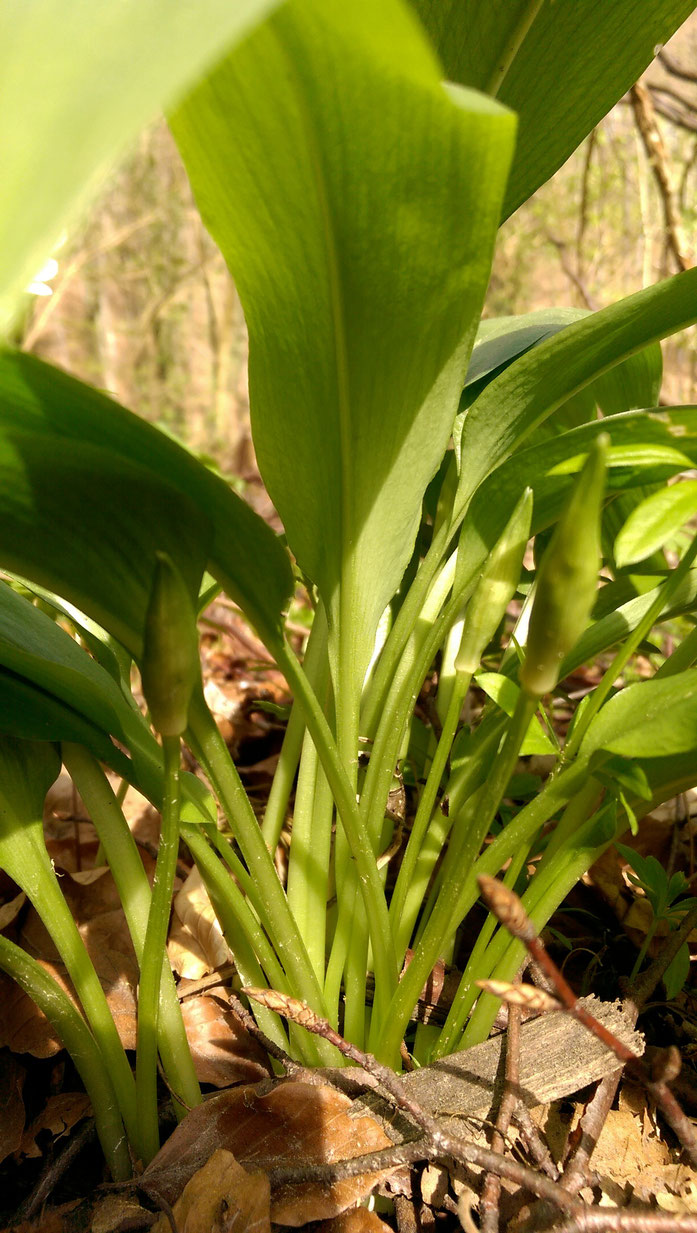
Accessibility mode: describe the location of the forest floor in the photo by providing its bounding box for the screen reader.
[0,606,696,1233]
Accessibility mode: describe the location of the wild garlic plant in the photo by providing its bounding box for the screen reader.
[1,0,697,1176]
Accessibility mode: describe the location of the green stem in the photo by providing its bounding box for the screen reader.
[390,670,472,951]
[629,920,658,983]
[361,520,453,739]
[461,805,618,1048]
[286,730,334,982]
[136,734,182,1162]
[432,841,533,1058]
[485,0,546,96]
[373,690,537,1064]
[564,530,697,760]
[0,820,141,1158]
[262,605,329,850]
[277,643,398,1023]
[0,934,132,1181]
[181,823,302,1058]
[186,688,335,1064]
[360,551,460,849]
[63,743,200,1118]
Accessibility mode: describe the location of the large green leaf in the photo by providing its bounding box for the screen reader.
[615,482,697,567]
[0,351,293,653]
[171,0,516,694]
[462,310,663,450]
[410,0,696,219]
[581,670,697,760]
[456,268,697,520]
[455,409,697,589]
[0,0,280,332]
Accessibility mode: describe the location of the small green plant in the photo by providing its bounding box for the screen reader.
[1,0,697,1178]
[616,843,697,992]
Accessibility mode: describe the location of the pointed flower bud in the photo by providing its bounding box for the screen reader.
[141,552,200,737]
[519,434,609,699]
[455,487,533,675]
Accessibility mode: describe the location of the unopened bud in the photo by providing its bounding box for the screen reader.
[520,435,608,698]
[455,487,532,675]
[141,552,200,737]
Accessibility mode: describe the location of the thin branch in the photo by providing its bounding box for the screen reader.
[479,1001,521,1233]
[630,82,691,272]
[477,876,697,1169]
[246,987,585,1215]
[658,47,697,85]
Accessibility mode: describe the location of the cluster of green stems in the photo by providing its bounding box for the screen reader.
[4,437,697,1179]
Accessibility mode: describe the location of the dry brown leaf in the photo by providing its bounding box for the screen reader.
[90,1194,154,1233]
[0,892,26,931]
[151,1148,270,1233]
[19,1092,91,1158]
[310,1210,393,1233]
[143,1079,393,1225]
[0,1199,83,1233]
[573,1089,691,1200]
[420,1163,449,1210]
[657,1180,697,1214]
[179,991,270,1087]
[18,867,140,1050]
[0,1053,25,1165]
[169,866,231,979]
[0,962,71,1057]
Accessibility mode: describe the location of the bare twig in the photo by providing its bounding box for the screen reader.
[480,1002,521,1233]
[562,901,697,1192]
[226,988,308,1080]
[630,82,691,272]
[16,1117,97,1222]
[477,876,697,1168]
[658,48,697,85]
[558,1212,697,1232]
[246,987,585,1215]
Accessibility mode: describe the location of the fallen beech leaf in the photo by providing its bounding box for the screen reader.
[0,962,70,1057]
[312,1210,393,1233]
[151,1148,270,1233]
[0,1052,25,1164]
[20,1092,91,1158]
[179,991,270,1086]
[170,866,231,979]
[90,1194,154,1233]
[0,891,26,931]
[143,1080,393,1225]
[19,868,140,1050]
[658,1180,697,1214]
[0,1199,83,1233]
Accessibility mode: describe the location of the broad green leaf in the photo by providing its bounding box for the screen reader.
[455,410,697,597]
[0,350,293,653]
[0,585,214,822]
[475,672,555,755]
[581,669,697,760]
[410,0,695,218]
[563,567,697,680]
[0,735,60,821]
[615,481,697,567]
[456,268,697,519]
[0,0,280,332]
[171,0,516,692]
[664,942,691,1000]
[0,428,210,657]
[465,309,586,390]
[0,581,159,781]
[463,310,662,447]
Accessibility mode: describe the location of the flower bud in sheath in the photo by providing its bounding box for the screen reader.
[520,434,609,699]
[455,487,533,675]
[141,552,200,737]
